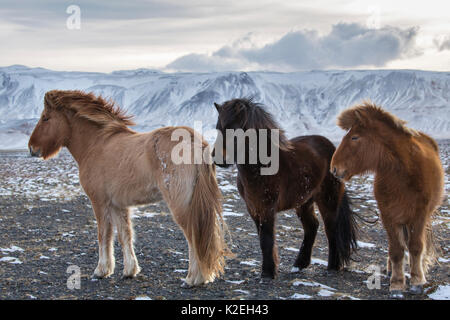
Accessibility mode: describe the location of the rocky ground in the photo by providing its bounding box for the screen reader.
[0,142,448,300]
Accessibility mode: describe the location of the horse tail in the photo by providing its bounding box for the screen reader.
[305,135,359,269]
[423,223,438,273]
[185,161,230,283]
[334,184,359,267]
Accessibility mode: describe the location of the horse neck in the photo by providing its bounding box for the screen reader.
[65,117,106,165]
[235,137,285,178]
[374,133,412,180]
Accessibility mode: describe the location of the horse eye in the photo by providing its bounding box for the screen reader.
[42,117,49,122]
[351,136,359,141]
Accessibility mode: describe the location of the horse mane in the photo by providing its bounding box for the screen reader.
[337,100,419,136]
[337,101,439,152]
[44,90,135,134]
[221,98,293,152]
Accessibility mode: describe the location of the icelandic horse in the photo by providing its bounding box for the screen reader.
[212,98,359,280]
[28,90,229,286]
[331,101,444,298]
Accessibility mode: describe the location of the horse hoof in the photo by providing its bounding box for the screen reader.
[92,272,111,279]
[291,267,300,273]
[259,274,275,284]
[259,278,272,284]
[323,269,340,277]
[410,285,424,295]
[181,282,193,289]
[389,290,404,299]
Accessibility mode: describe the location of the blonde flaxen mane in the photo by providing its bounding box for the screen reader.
[44,90,135,134]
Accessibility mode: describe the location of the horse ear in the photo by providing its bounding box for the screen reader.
[214,102,221,112]
[44,90,58,109]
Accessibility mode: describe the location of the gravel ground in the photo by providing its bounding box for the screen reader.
[0,142,448,300]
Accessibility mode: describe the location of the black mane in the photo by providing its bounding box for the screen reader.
[219,98,293,151]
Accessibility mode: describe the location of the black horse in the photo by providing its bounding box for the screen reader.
[212,98,358,280]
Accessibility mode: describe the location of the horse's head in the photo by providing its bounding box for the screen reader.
[28,91,71,159]
[331,104,386,180]
[331,126,371,180]
[211,99,249,167]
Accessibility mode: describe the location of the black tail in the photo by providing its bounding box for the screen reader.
[334,190,358,268]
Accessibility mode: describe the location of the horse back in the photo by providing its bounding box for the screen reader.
[415,132,439,153]
[289,135,336,164]
[271,135,335,210]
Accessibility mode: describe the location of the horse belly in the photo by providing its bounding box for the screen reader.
[133,185,163,205]
[142,186,164,204]
[111,182,163,207]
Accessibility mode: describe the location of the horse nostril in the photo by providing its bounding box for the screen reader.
[332,167,337,175]
[29,146,41,157]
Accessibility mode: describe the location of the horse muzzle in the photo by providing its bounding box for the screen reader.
[29,145,41,158]
[331,166,348,180]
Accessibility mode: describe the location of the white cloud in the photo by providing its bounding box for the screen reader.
[167,23,421,72]
[0,1,448,72]
[434,35,450,51]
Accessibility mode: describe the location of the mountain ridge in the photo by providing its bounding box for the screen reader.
[0,65,449,149]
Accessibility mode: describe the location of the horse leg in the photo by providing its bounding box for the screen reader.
[386,257,392,276]
[92,203,115,278]
[384,221,407,297]
[253,212,278,279]
[112,207,141,278]
[184,240,205,287]
[293,199,319,271]
[314,198,341,270]
[407,219,427,294]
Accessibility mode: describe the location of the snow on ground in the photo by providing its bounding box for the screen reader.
[0,151,81,201]
[289,293,312,299]
[0,256,22,264]
[428,285,450,300]
[240,260,260,267]
[134,295,152,300]
[1,245,24,253]
[357,241,376,249]
[292,279,336,291]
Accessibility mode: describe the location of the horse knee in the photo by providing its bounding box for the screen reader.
[389,250,404,264]
[408,238,424,257]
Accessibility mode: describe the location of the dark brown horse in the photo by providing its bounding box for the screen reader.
[212,98,358,280]
[331,101,444,298]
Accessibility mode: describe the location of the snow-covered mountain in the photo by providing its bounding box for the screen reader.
[0,65,449,149]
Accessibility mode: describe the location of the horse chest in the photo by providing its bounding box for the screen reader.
[238,174,278,206]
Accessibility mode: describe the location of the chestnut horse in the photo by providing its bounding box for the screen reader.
[331,101,444,298]
[28,90,229,286]
[212,98,358,280]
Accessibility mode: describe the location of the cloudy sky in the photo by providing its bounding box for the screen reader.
[1,0,449,72]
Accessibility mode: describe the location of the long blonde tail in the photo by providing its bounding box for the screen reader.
[422,223,438,274]
[185,162,230,281]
